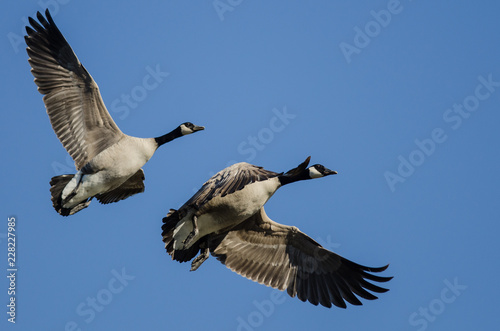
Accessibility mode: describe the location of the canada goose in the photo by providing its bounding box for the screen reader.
[25,10,204,216]
[162,157,392,308]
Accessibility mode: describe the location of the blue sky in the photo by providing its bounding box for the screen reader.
[2,1,500,330]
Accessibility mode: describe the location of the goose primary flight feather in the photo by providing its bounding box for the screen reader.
[25,10,204,216]
[162,157,392,308]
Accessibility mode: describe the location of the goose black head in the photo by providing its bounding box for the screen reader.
[180,122,205,135]
[307,164,338,178]
[279,156,337,185]
[155,122,205,147]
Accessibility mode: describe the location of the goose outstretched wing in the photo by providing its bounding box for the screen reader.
[209,208,392,308]
[25,10,123,170]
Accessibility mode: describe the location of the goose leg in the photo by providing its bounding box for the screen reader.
[62,164,96,205]
[182,215,199,247]
[190,246,209,271]
[61,172,84,205]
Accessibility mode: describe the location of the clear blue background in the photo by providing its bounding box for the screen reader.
[1,1,499,330]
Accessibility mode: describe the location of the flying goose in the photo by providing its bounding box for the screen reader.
[162,157,392,308]
[25,10,204,216]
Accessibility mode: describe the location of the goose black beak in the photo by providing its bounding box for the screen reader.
[325,169,338,176]
[193,125,205,132]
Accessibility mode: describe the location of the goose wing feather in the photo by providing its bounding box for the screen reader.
[25,10,123,170]
[183,163,281,210]
[95,169,145,204]
[209,208,392,308]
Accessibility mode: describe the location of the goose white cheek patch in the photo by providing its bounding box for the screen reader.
[308,167,323,178]
[180,125,192,135]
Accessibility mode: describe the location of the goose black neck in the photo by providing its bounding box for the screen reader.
[154,127,182,147]
[278,171,310,186]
